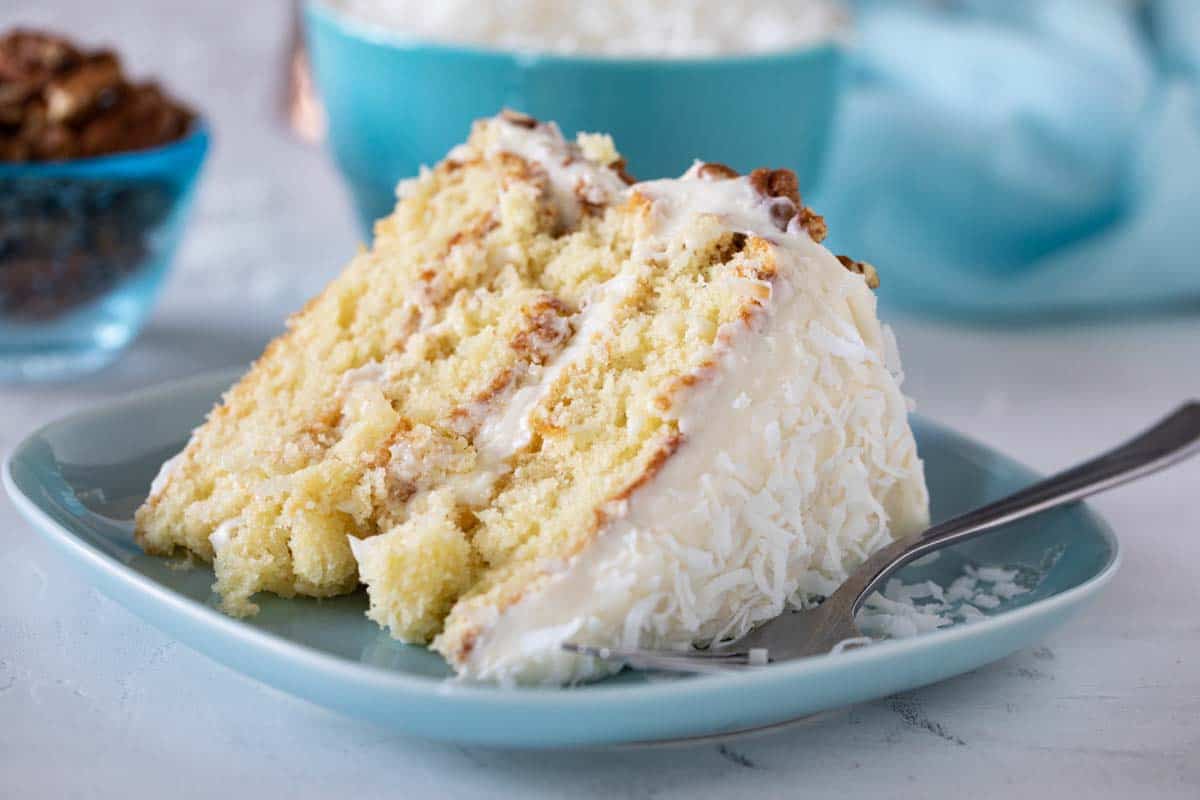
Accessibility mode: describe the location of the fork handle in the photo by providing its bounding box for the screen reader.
[843,401,1200,611]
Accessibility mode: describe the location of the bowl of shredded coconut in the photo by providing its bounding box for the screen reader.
[305,0,848,232]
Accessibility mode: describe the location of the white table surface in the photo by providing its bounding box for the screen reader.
[2,2,1198,797]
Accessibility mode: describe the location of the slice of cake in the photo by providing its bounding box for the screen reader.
[136,111,929,685]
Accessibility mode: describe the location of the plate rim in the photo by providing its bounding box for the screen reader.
[3,369,1121,717]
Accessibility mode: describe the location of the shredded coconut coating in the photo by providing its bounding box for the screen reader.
[330,0,846,58]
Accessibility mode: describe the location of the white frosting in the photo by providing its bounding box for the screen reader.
[338,361,389,390]
[634,161,798,249]
[453,168,929,685]
[472,271,639,465]
[209,517,238,554]
[147,451,184,501]
[346,530,369,564]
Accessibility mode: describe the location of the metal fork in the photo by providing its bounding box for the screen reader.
[564,402,1200,674]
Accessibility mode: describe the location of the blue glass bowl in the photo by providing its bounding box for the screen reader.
[0,125,209,381]
[304,2,844,235]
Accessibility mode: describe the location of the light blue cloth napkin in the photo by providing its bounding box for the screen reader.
[813,0,1200,316]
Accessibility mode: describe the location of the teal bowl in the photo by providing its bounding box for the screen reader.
[0,125,209,381]
[305,1,844,234]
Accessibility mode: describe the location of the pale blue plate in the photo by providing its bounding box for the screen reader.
[3,369,1118,747]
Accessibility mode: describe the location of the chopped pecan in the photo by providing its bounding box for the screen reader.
[0,30,81,85]
[574,176,610,217]
[796,207,827,243]
[748,167,801,206]
[0,29,193,163]
[0,78,36,121]
[499,108,538,128]
[32,122,76,159]
[511,295,573,363]
[767,198,798,231]
[45,51,120,123]
[0,131,28,159]
[611,157,636,185]
[836,255,880,289]
[696,161,739,181]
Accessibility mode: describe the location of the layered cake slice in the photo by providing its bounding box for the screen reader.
[136,111,928,684]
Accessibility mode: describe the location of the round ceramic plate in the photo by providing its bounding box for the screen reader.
[3,369,1119,747]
